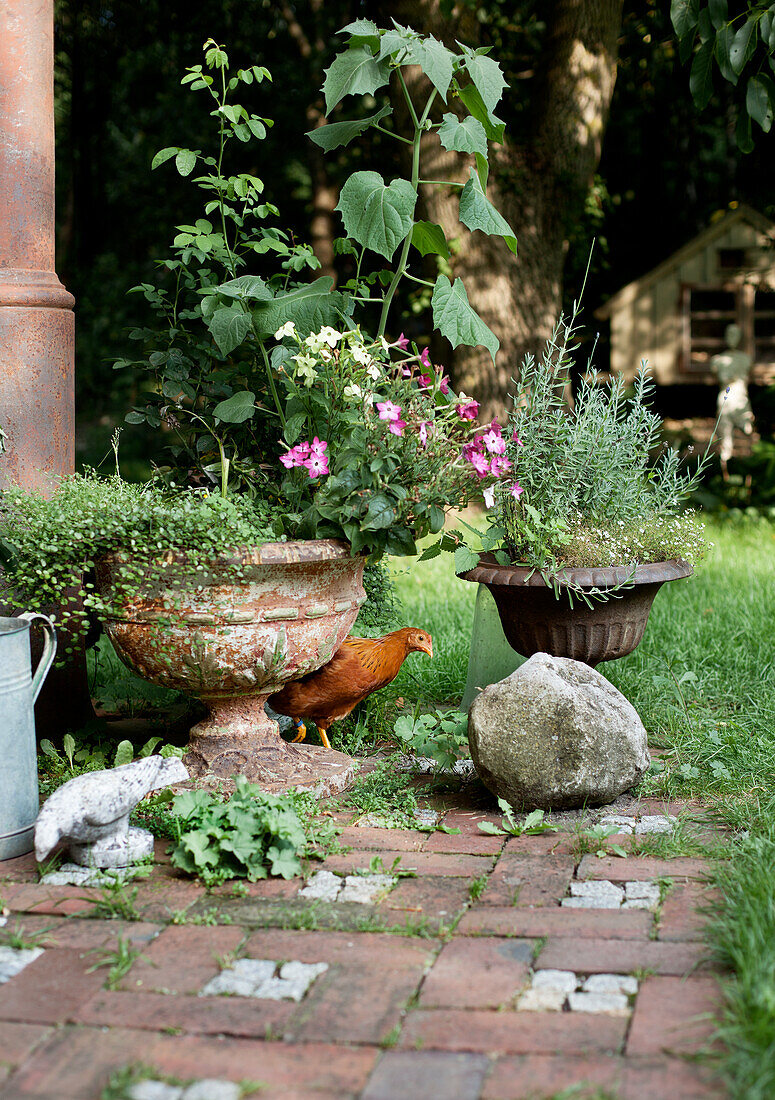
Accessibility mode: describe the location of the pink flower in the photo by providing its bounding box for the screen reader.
[512,430,524,446]
[482,424,506,454]
[376,400,402,422]
[461,437,481,459]
[396,333,410,351]
[457,400,480,421]
[490,454,513,478]
[417,374,432,390]
[401,366,413,378]
[389,419,407,436]
[438,374,450,395]
[420,347,431,369]
[419,421,430,449]
[509,481,523,498]
[279,441,311,469]
[309,436,327,457]
[468,451,491,479]
[304,452,329,478]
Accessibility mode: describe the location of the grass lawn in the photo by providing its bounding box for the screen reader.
[393,514,775,1099]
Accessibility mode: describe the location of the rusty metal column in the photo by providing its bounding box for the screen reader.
[0,0,74,490]
[0,1,94,740]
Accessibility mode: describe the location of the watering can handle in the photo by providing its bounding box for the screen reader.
[17,613,58,704]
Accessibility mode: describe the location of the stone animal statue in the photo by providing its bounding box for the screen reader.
[35,755,188,868]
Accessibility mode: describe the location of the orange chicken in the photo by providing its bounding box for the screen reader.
[268,627,433,749]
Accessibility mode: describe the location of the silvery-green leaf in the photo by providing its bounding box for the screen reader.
[250,276,345,337]
[215,275,273,301]
[307,106,392,152]
[323,47,391,115]
[207,306,252,355]
[459,169,517,254]
[438,113,488,158]
[432,275,499,363]
[336,171,416,259]
[462,51,506,114]
[213,390,256,424]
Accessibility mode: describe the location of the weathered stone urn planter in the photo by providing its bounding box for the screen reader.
[460,555,692,667]
[95,540,365,794]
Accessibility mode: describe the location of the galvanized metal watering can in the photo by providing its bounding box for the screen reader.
[0,613,57,860]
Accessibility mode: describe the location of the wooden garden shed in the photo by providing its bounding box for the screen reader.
[596,205,775,387]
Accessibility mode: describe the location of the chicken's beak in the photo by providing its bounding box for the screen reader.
[419,637,433,658]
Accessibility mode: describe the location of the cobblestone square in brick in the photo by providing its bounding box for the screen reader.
[0,793,725,1099]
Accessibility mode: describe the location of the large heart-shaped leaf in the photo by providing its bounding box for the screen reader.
[250,276,346,337]
[307,106,392,152]
[207,306,252,355]
[213,390,256,424]
[432,275,499,363]
[438,113,488,158]
[215,275,273,301]
[459,169,517,255]
[461,50,506,114]
[323,46,391,114]
[336,171,417,259]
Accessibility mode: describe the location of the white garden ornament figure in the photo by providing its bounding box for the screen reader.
[34,755,188,868]
[711,323,755,478]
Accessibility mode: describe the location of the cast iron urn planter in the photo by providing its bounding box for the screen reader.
[95,540,365,794]
[460,555,692,667]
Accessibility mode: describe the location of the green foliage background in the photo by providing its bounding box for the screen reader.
[55,0,775,472]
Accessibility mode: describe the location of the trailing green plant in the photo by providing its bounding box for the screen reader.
[0,472,276,647]
[168,776,319,885]
[393,708,468,769]
[116,28,515,556]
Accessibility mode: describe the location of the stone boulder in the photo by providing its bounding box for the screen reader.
[468,652,649,810]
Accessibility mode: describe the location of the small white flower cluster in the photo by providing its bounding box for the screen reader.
[559,510,707,568]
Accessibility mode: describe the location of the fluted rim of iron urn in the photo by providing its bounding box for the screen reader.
[98,538,357,572]
[461,553,693,589]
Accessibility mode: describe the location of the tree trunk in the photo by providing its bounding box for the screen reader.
[280,0,338,281]
[389,0,624,421]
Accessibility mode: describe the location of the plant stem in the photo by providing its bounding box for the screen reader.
[418,179,464,187]
[404,273,435,288]
[377,84,437,339]
[372,123,413,145]
[217,66,238,279]
[257,337,287,431]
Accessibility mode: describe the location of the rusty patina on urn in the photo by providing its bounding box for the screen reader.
[461,555,692,667]
[95,540,365,793]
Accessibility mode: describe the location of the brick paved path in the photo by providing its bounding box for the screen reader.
[0,794,725,1100]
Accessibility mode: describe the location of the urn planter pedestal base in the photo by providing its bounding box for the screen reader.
[96,540,365,794]
[183,695,356,797]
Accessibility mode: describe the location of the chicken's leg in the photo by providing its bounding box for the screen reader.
[317,724,332,750]
[291,719,307,743]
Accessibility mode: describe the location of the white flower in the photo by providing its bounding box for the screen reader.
[483,485,496,509]
[318,326,342,348]
[343,383,362,401]
[274,321,297,340]
[351,344,372,367]
[363,392,375,406]
[378,336,390,352]
[291,352,317,387]
[305,332,325,354]
[365,362,381,380]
